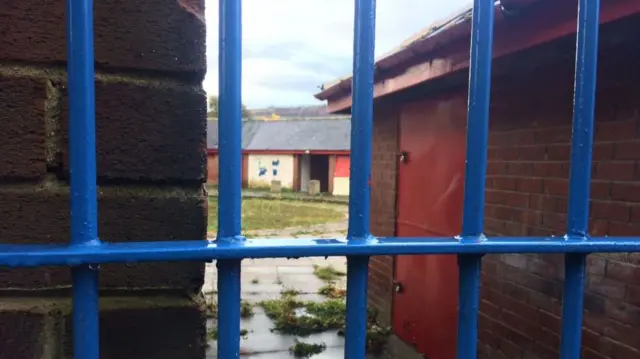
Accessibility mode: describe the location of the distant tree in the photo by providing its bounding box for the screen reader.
[207,95,252,119]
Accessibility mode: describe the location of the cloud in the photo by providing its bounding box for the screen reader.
[204,0,471,108]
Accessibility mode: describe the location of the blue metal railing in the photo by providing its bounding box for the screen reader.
[0,0,637,358]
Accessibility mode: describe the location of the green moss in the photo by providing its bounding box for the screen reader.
[259,292,391,354]
[206,301,218,318]
[206,328,250,341]
[289,340,327,357]
[240,300,254,318]
[281,288,302,297]
[318,284,346,299]
[312,265,346,282]
[259,295,345,337]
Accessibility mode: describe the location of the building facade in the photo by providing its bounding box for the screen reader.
[318,1,640,358]
[207,119,351,196]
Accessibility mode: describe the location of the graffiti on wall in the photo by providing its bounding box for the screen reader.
[258,159,280,177]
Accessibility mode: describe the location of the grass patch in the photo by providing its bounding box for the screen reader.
[207,198,345,232]
[206,328,250,341]
[205,293,254,319]
[312,264,346,282]
[281,288,302,297]
[260,296,344,336]
[318,283,346,299]
[240,300,254,318]
[259,292,391,354]
[289,340,327,357]
[206,301,218,318]
[292,229,325,237]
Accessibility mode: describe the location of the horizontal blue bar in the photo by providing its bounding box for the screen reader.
[1,237,639,267]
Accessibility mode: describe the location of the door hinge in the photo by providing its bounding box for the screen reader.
[393,281,404,294]
[399,151,409,164]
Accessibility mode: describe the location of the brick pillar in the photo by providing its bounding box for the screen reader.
[369,104,399,327]
[0,1,207,359]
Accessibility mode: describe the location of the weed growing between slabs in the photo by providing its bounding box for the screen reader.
[289,340,327,357]
[259,289,391,356]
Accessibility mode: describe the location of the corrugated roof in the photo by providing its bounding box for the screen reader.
[207,119,351,151]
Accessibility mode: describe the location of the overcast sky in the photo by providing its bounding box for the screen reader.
[203,0,470,108]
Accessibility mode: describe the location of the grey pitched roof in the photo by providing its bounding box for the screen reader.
[207,118,351,151]
[207,119,261,149]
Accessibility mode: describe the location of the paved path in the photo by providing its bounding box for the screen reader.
[204,228,350,358]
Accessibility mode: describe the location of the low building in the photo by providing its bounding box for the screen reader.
[207,119,351,195]
[316,0,640,358]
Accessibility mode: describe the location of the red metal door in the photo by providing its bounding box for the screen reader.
[393,95,467,359]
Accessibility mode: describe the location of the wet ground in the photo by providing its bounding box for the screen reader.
[204,221,351,358]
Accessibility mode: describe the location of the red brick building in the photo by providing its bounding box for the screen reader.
[0,0,207,358]
[317,0,640,358]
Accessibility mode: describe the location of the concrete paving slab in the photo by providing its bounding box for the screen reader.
[276,265,316,274]
[202,219,354,359]
[278,273,326,294]
[237,345,345,359]
[206,309,346,359]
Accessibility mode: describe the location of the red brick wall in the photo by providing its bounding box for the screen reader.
[0,1,207,358]
[368,13,640,359]
[479,30,640,359]
[208,154,219,185]
[369,104,400,327]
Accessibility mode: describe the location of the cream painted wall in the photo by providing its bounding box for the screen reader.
[332,177,350,196]
[300,154,311,192]
[247,154,295,189]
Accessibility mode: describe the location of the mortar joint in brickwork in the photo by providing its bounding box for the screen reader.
[0,296,199,314]
[0,62,66,79]
[0,179,205,202]
[93,71,206,91]
[0,61,205,89]
[45,80,63,176]
[40,309,64,359]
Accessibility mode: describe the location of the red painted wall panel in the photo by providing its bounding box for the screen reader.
[334,155,350,178]
[393,94,467,359]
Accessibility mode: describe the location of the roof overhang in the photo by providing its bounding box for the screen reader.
[315,0,640,113]
[207,149,350,155]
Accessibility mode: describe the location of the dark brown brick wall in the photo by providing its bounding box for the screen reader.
[369,14,640,359]
[0,1,207,358]
[0,0,205,73]
[478,18,640,359]
[369,104,399,327]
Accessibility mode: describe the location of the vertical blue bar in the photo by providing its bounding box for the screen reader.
[217,260,242,358]
[345,0,375,358]
[561,0,599,358]
[67,0,100,358]
[462,0,494,235]
[217,0,243,358]
[217,0,242,239]
[348,0,375,241]
[566,0,600,237]
[458,0,495,358]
